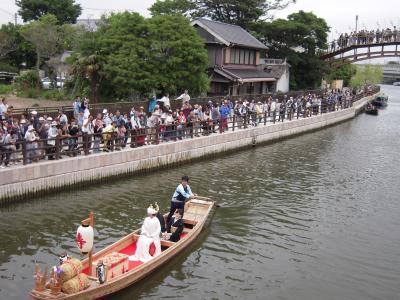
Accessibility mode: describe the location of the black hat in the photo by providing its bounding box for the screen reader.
[181,175,189,182]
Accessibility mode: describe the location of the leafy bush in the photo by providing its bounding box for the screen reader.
[15,70,40,90]
[16,87,39,98]
[350,65,383,88]
[0,84,13,95]
[41,89,67,101]
[0,62,18,73]
[26,88,39,98]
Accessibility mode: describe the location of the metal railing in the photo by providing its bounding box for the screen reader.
[326,30,400,53]
[0,87,379,168]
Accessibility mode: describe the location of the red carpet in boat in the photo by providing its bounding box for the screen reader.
[82,233,188,274]
[118,242,143,270]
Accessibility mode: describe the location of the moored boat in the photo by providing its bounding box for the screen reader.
[30,198,216,300]
[371,94,388,108]
[365,103,378,115]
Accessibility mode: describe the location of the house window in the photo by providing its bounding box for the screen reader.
[249,51,254,65]
[240,50,245,64]
[229,48,257,65]
[229,49,234,64]
[234,49,240,64]
[244,50,249,64]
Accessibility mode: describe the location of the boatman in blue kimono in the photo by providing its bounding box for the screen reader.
[167,176,197,222]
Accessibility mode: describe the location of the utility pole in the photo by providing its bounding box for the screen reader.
[14,13,17,25]
[355,15,359,33]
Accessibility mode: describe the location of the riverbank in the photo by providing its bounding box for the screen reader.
[0,93,376,203]
[1,94,71,109]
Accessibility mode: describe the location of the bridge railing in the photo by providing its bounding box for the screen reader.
[326,30,400,54]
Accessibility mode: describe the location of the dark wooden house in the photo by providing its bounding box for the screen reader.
[192,18,280,96]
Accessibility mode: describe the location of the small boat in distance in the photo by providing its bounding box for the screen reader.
[365,103,378,115]
[393,82,400,86]
[30,198,216,300]
[371,94,388,108]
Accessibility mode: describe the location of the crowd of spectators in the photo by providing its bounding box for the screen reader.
[0,88,360,168]
[330,26,400,52]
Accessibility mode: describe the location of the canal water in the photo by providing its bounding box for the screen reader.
[1,85,399,300]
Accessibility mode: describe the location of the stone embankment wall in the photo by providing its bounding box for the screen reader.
[0,94,374,202]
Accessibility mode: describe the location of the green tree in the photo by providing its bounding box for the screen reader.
[147,15,209,95]
[68,12,210,100]
[258,11,329,55]
[327,64,357,87]
[67,30,104,102]
[20,14,65,87]
[150,0,296,30]
[97,12,152,99]
[258,11,330,89]
[0,23,36,70]
[350,65,382,88]
[150,0,196,18]
[0,31,17,59]
[16,0,82,24]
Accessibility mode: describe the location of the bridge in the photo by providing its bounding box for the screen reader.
[322,41,400,68]
[321,29,400,68]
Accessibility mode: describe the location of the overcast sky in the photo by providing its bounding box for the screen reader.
[1,0,400,41]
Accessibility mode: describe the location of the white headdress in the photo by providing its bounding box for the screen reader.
[147,204,157,215]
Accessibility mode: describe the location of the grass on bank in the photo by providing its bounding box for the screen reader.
[0,84,13,96]
[0,83,68,102]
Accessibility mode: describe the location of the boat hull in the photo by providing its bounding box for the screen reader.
[372,94,388,108]
[365,109,378,115]
[31,199,215,300]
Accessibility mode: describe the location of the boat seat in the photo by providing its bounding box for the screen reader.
[160,240,175,248]
[183,218,197,226]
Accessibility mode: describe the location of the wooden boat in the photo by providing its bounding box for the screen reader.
[365,103,378,115]
[30,198,216,299]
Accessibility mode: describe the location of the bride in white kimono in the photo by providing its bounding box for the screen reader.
[129,205,161,262]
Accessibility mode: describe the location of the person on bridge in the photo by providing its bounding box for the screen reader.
[167,176,197,222]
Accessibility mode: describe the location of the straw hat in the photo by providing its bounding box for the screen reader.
[39,117,45,121]
[20,119,27,124]
[31,110,38,115]
[28,125,34,131]
[102,109,108,114]
[51,121,57,126]
[47,117,53,121]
